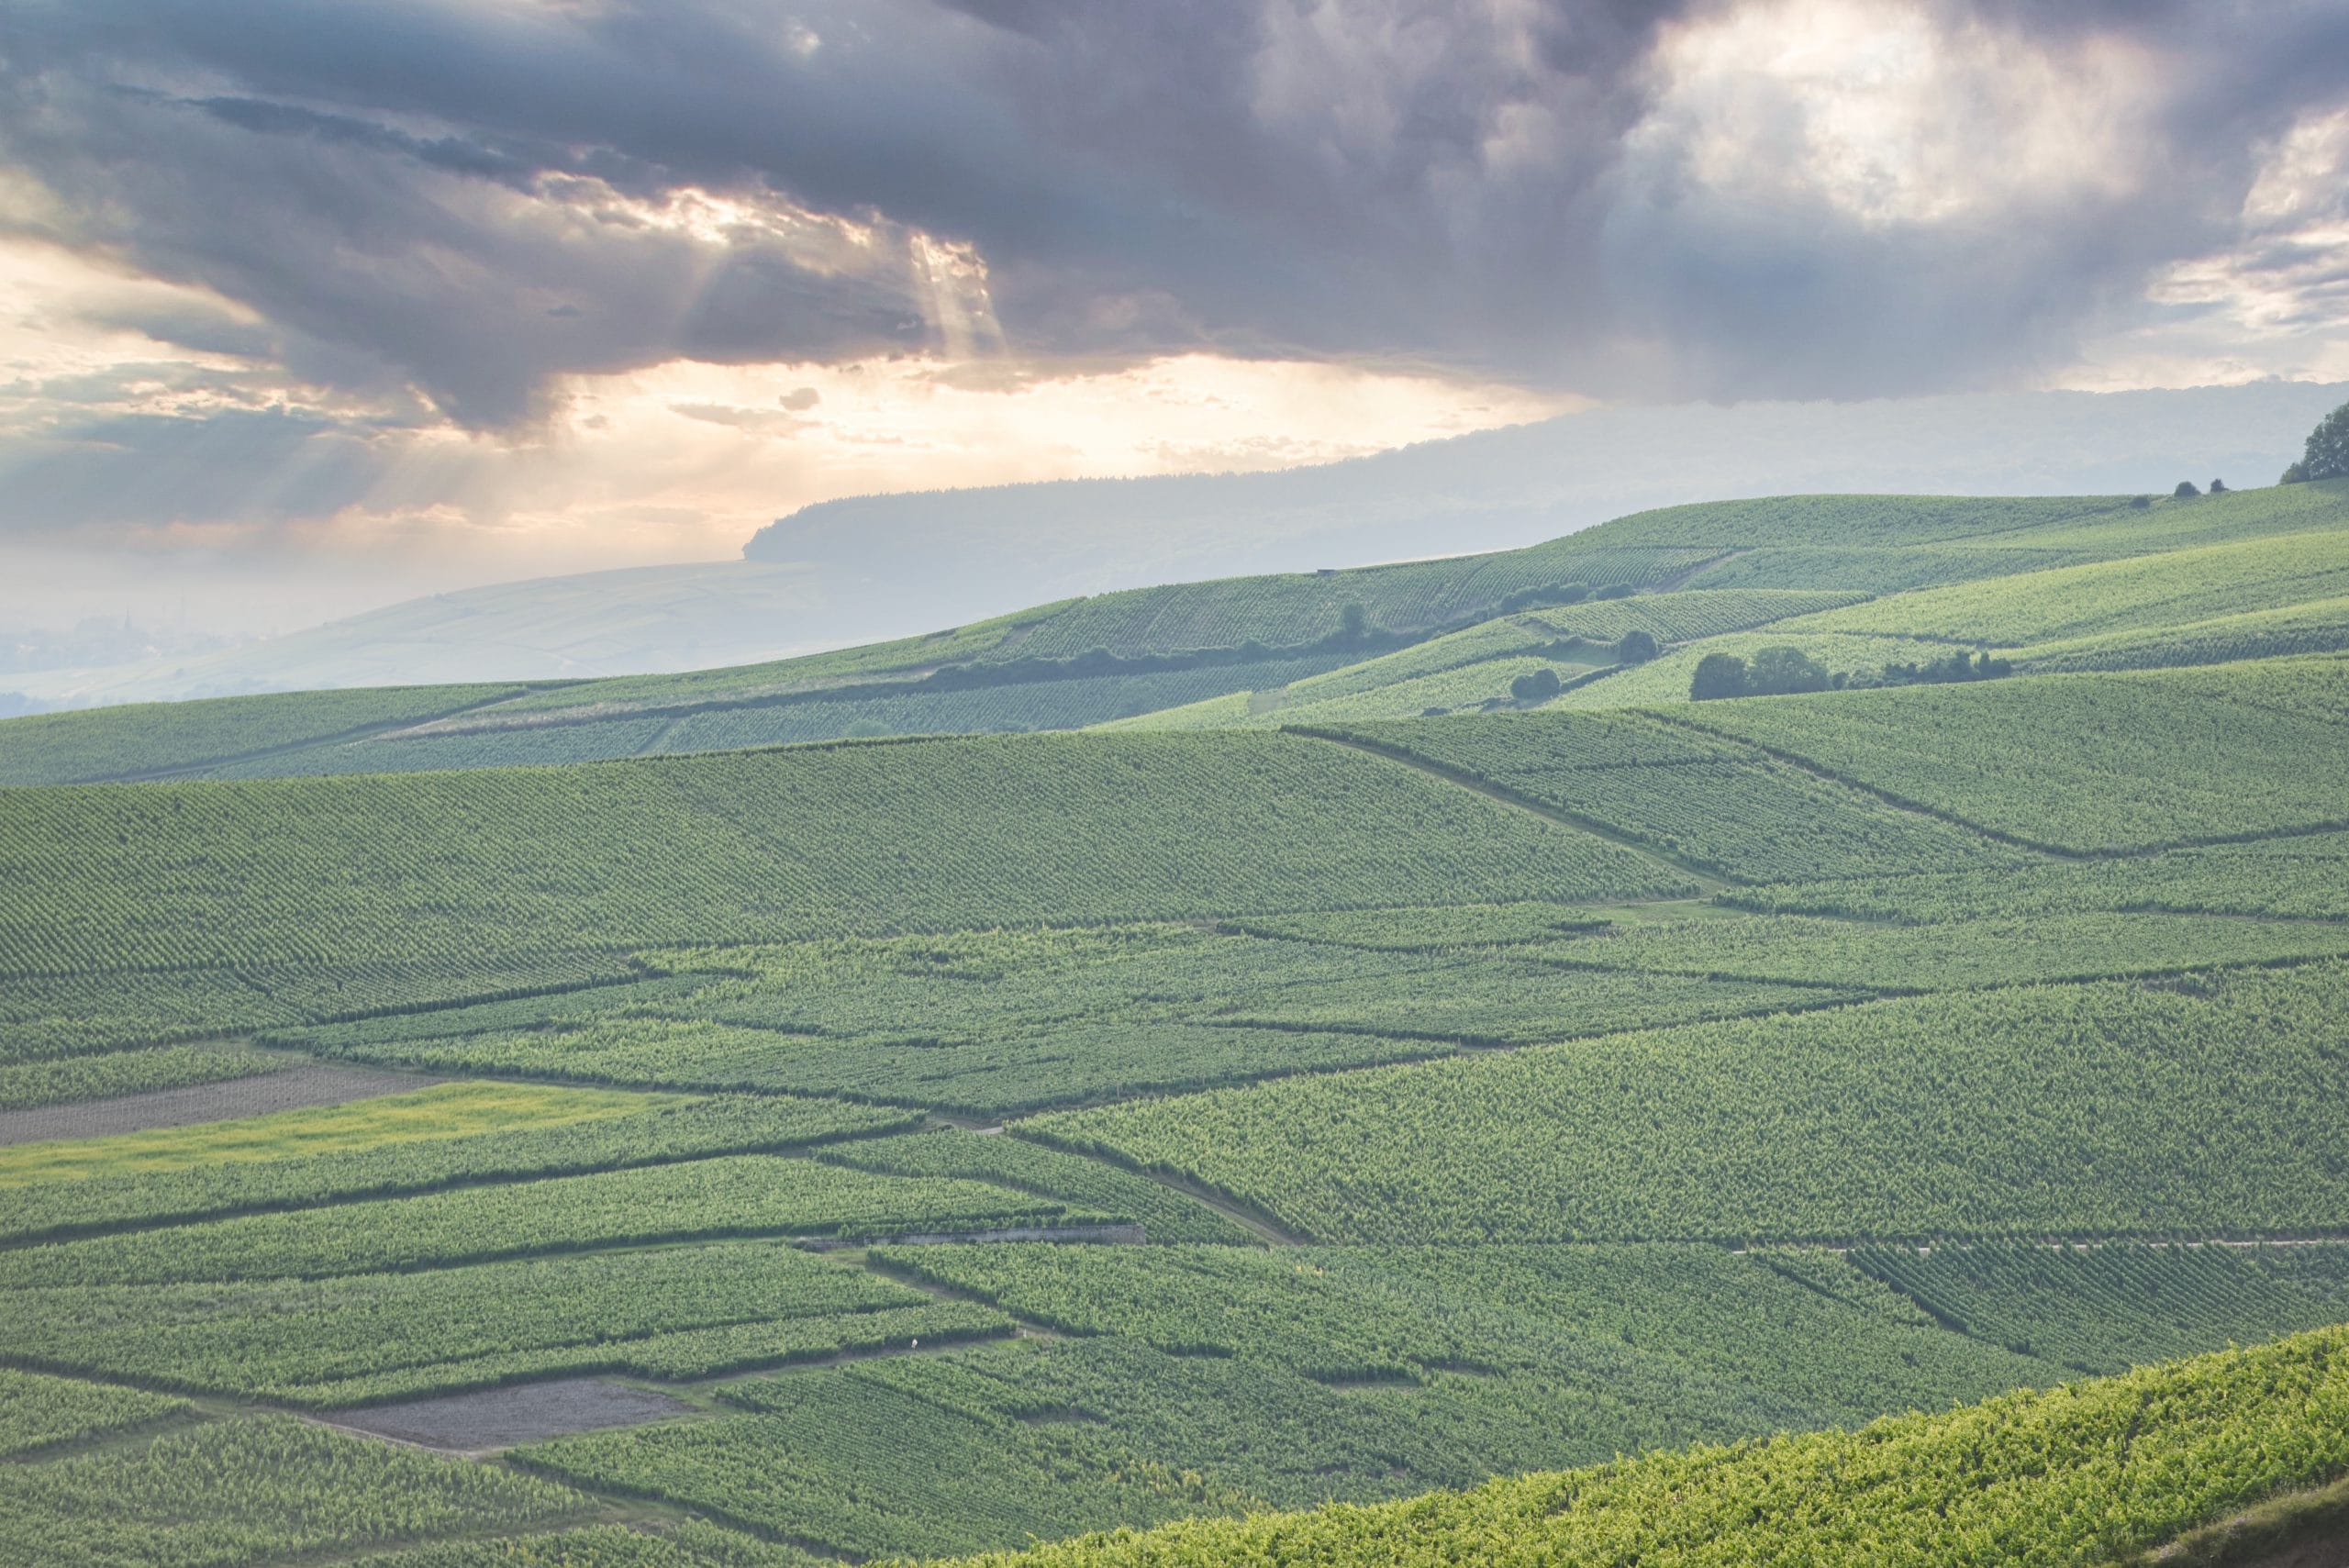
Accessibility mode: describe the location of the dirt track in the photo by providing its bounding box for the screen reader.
[322,1378,694,1451]
[0,1064,440,1146]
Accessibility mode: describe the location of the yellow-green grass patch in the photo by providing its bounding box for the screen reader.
[0,1080,668,1185]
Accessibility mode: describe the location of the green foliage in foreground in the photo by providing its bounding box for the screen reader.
[0,1417,583,1568]
[4,1241,1002,1404]
[0,1093,912,1244]
[1027,962,2349,1242]
[0,1368,188,1458]
[346,1520,824,1568]
[0,1156,1096,1286]
[1852,1242,2349,1376]
[949,1324,2349,1568]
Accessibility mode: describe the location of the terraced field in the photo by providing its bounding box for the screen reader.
[9,482,2349,1566]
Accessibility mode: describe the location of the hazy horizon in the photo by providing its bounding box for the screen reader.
[6,1,2348,647]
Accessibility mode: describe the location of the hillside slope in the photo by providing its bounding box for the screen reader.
[8,485,2349,1568]
[10,483,2349,786]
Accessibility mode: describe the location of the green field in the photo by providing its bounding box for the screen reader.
[9,479,2349,1565]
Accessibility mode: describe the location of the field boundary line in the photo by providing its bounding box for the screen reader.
[1283,726,1733,894]
[1653,706,2349,862]
[1644,708,2091,859]
[81,686,548,786]
[1001,1127,1308,1247]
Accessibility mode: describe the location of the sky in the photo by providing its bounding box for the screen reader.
[3,0,2348,629]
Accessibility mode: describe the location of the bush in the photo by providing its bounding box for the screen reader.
[1615,630,1659,665]
[1592,584,1636,601]
[2210,478,2228,494]
[1745,646,1832,696]
[2130,495,2153,509]
[1509,668,1564,705]
[2291,399,2349,483]
[2175,481,2201,498]
[1689,653,1748,702]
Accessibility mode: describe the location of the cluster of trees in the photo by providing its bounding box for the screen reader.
[2281,399,2349,484]
[1691,646,2011,701]
[1878,649,2013,686]
[1689,647,1834,701]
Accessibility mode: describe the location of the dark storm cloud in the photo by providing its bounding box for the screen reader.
[1,0,2344,425]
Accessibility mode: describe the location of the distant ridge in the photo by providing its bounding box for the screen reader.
[746,382,2347,590]
[18,383,2341,707]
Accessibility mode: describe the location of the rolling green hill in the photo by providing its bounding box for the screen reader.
[9,482,2349,1567]
[12,482,2348,787]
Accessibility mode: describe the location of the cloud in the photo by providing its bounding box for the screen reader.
[4,0,2342,430]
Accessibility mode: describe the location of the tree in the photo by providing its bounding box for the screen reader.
[2290,400,2349,483]
[1615,629,1659,664]
[1338,603,1369,643]
[1509,667,1563,704]
[1689,652,1749,701]
[2175,480,2201,498]
[2210,478,2228,494]
[1747,646,1832,695]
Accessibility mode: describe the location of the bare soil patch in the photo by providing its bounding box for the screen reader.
[324,1377,695,1452]
[0,1064,439,1146]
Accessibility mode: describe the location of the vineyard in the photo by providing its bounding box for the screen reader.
[1317,710,2023,881]
[0,730,1684,983]
[957,1326,2349,1568]
[0,682,532,789]
[1026,961,2349,1242]
[1788,527,2349,646]
[1675,655,2349,851]
[10,481,2349,1566]
[1847,1241,2349,1375]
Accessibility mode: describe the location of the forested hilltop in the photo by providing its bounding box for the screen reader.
[6,479,2349,1565]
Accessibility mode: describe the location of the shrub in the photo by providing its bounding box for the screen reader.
[1615,630,1660,665]
[1745,646,1832,696]
[1689,653,1748,702]
[1508,668,1564,705]
[2176,481,2202,498]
